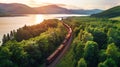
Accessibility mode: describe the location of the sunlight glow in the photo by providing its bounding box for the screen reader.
[0,0,120,9]
[35,15,44,24]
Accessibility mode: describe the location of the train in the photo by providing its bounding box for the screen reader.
[46,22,72,65]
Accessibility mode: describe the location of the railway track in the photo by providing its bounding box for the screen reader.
[45,22,73,67]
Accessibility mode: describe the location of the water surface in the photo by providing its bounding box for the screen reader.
[0,14,87,45]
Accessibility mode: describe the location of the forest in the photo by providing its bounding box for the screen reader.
[1,5,120,67]
[0,0,120,67]
[0,19,67,67]
[1,15,120,67]
[1,16,120,67]
[0,15,120,67]
[2,19,60,43]
[57,16,120,67]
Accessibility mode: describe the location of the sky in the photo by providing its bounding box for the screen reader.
[0,0,120,9]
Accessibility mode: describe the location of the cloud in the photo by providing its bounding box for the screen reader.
[99,0,120,9]
[0,0,120,9]
[76,0,120,9]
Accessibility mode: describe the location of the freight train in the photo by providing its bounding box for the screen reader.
[46,22,72,65]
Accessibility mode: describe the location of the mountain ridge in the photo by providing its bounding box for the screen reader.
[91,6,120,18]
[34,5,71,14]
[0,3,102,15]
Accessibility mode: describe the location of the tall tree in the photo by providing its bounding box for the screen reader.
[92,29,107,49]
[98,58,117,67]
[2,34,7,44]
[106,43,118,60]
[84,41,98,67]
[73,41,84,60]
[77,58,87,67]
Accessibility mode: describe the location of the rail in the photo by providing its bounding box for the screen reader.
[45,22,73,67]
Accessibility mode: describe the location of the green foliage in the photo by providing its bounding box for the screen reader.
[84,41,98,67]
[2,19,59,44]
[73,41,84,60]
[106,43,118,57]
[77,58,87,67]
[0,59,18,67]
[56,38,78,67]
[98,58,117,67]
[91,6,120,18]
[98,50,107,62]
[0,19,66,67]
[78,30,93,43]
[92,29,107,49]
[57,16,120,67]
[107,28,120,47]
[1,16,120,67]
[98,62,107,67]
[2,34,7,44]
[110,16,120,21]
[106,43,120,65]
[0,47,11,59]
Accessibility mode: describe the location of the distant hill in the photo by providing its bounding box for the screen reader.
[0,3,37,14]
[35,5,71,14]
[0,8,9,16]
[35,5,102,14]
[91,6,120,18]
[0,3,102,15]
[70,9,102,14]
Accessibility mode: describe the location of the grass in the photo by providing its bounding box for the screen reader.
[110,16,120,21]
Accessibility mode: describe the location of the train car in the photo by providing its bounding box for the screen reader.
[58,44,65,50]
[69,28,72,33]
[46,22,72,65]
[62,39,68,45]
[62,23,69,30]
[65,34,71,40]
[46,49,60,65]
[46,45,65,65]
[58,44,65,52]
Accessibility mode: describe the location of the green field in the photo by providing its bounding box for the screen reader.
[110,16,120,21]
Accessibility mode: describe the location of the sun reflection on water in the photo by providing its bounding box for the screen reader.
[35,15,44,24]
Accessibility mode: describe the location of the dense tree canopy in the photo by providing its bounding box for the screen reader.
[56,17,120,67]
[77,58,87,67]
[84,41,98,67]
[2,19,59,43]
[0,19,67,67]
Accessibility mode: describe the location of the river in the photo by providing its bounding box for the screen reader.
[0,14,87,45]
